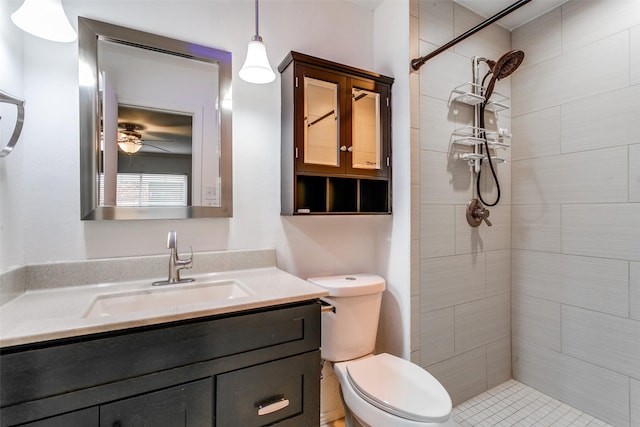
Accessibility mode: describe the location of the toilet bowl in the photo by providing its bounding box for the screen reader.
[308,274,453,427]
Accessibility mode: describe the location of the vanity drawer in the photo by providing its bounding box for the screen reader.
[1,301,321,408]
[216,350,320,426]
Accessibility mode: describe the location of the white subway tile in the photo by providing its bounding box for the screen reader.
[410,15,420,63]
[512,250,629,317]
[632,262,640,321]
[561,86,640,153]
[477,157,511,206]
[511,204,562,252]
[418,0,453,47]
[511,106,561,161]
[631,144,640,202]
[558,32,629,104]
[420,253,486,311]
[419,42,469,101]
[410,73,420,130]
[455,204,510,254]
[632,378,640,427]
[428,347,487,406]
[455,293,510,354]
[420,204,455,258]
[512,147,628,205]
[411,239,420,296]
[632,26,640,86]
[420,150,474,204]
[563,203,640,261]
[562,0,640,53]
[419,307,455,366]
[452,3,510,63]
[512,293,561,352]
[511,55,562,116]
[486,249,510,296]
[411,294,420,353]
[512,6,562,68]
[513,338,630,427]
[512,32,629,116]
[420,95,455,153]
[563,305,640,379]
[486,337,511,390]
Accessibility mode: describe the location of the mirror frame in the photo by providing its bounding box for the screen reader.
[79,17,232,220]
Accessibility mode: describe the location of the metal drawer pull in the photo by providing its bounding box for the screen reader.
[257,395,290,416]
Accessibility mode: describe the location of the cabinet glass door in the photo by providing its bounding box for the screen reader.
[304,76,339,167]
[351,87,381,170]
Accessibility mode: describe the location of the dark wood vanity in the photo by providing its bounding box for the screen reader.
[279,52,394,215]
[0,300,321,427]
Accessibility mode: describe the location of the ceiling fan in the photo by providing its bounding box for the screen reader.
[117,123,171,155]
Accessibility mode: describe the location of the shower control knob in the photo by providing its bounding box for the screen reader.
[466,198,492,227]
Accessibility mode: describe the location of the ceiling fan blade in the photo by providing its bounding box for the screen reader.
[143,143,171,153]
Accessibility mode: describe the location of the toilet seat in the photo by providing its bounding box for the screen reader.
[345,353,452,423]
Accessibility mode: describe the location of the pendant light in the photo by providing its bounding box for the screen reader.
[239,0,275,84]
[11,0,77,43]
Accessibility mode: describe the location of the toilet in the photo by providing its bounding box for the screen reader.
[308,274,453,427]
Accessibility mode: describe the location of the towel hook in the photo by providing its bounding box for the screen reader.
[0,89,26,158]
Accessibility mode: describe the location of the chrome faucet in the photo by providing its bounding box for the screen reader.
[153,231,195,286]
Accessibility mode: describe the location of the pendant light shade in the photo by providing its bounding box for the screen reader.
[239,0,275,84]
[11,0,77,43]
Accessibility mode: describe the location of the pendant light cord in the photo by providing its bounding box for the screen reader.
[253,0,261,41]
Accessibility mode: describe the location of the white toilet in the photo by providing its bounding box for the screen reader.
[308,274,454,427]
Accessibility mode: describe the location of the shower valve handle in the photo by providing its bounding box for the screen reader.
[477,208,492,226]
[466,199,492,227]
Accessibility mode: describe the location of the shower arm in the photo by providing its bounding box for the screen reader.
[410,0,531,71]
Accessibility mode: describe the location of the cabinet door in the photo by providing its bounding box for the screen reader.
[295,65,347,174]
[216,351,320,427]
[17,407,98,427]
[100,379,212,427]
[346,77,390,178]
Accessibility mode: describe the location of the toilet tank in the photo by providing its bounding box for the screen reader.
[307,274,385,362]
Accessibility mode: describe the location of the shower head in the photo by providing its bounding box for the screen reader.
[483,50,525,101]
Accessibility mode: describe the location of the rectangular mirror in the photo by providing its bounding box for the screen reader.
[79,17,232,220]
[303,76,339,167]
[351,87,381,170]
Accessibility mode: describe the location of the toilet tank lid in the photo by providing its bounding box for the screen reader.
[307,274,385,297]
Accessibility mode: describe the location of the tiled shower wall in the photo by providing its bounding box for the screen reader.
[510,2,640,426]
[410,0,513,405]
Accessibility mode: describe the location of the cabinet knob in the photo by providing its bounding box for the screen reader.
[340,146,347,152]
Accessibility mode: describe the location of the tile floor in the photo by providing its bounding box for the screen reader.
[451,379,613,427]
[322,379,613,427]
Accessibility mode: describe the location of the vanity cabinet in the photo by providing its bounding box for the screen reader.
[279,51,394,215]
[0,301,321,427]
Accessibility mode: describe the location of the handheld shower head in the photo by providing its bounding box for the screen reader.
[483,49,525,100]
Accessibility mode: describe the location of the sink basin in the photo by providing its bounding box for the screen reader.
[84,280,252,318]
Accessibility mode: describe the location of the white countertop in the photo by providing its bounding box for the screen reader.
[0,267,328,348]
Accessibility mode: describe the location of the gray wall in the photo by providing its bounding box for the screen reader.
[411,0,512,405]
[511,1,640,426]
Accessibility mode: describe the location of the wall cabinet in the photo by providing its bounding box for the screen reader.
[0,301,321,427]
[279,51,394,215]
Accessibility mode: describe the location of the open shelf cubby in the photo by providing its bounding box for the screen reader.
[293,175,389,215]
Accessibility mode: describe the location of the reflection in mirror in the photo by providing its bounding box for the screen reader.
[303,77,339,166]
[79,17,232,220]
[351,88,381,170]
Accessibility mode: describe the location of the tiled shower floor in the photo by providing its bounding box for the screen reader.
[452,379,612,426]
[322,379,613,427]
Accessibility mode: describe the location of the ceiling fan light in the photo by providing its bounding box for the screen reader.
[11,0,77,43]
[117,141,143,154]
[239,39,275,84]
